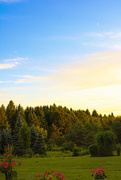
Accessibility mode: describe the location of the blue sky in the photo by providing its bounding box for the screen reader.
[1,0,121,115]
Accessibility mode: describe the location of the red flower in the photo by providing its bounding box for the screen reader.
[37,174,41,177]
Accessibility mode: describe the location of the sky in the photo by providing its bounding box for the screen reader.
[0,0,121,115]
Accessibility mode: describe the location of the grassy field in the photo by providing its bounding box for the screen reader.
[1,152,121,180]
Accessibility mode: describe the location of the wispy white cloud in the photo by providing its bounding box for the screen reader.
[0,62,18,69]
[1,50,121,115]
[13,50,121,90]
[0,57,28,69]
[3,57,28,63]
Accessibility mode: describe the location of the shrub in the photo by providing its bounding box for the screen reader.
[56,136,65,147]
[47,142,53,151]
[89,144,99,157]
[95,130,116,156]
[80,149,89,156]
[117,144,121,156]
[27,148,34,158]
[61,141,76,152]
[72,147,80,156]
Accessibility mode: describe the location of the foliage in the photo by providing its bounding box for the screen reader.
[92,109,98,117]
[12,114,23,156]
[72,147,80,156]
[19,122,31,155]
[61,141,76,152]
[6,100,17,132]
[30,125,38,153]
[26,148,34,158]
[83,123,96,146]
[112,116,121,143]
[91,168,107,179]
[36,171,66,180]
[116,144,121,156]
[46,140,53,151]
[95,130,116,156]
[65,122,85,146]
[79,149,89,156]
[0,104,7,129]
[89,144,99,157]
[34,130,47,155]
[0,100,121,157]
[0,146,23,180]
[56,136,65,147]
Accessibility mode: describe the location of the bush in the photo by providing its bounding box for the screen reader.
[61,141,76,152]
[72,147,80,156]
[56,136,65,147]
[47,142,53,151]
[95,130,116,156]
[89,144,99,157]
[27,148,34,158]
[117,144,121,156]
[80,149,89,156]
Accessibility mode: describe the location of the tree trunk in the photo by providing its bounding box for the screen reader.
[5,172,12,180]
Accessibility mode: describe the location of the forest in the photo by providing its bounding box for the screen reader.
[0,100,121,156]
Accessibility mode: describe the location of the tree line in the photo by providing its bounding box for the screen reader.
[0,100,121,155]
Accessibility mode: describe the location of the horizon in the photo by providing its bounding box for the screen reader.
[1,0,121,116]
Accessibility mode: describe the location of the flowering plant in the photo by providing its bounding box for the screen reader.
[91,168,107,179]
[37,171,66,180]
[0,146,23,180]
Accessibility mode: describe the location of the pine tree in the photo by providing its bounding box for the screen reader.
[34,130,46,155]
[30,125,37,153]
[1,129,8,153]
[19,122,31,154]
[5,128,12,145]
[0,104,7,129]
[0,130,2,153]
[12,114,23,155]
[6,100,17,132]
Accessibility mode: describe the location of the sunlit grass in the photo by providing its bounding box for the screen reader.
[1,152,121,180]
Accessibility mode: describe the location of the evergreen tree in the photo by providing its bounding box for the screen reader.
[19,122,31,154]
[0,130,2,153]
[30,125,38,153]
[4,128,12,145]
[92,109,98,117]
[34,106,46,128]
[0,104,7,129]
[6,100,17,132]
[34,130,46,155]
[12,114,23,155]
[1,129,8,153]
[66,122,85,146]
[25,107,40,127]
[85,109,91,116]
[16,104,25,123]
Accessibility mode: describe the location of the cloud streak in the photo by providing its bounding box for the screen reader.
[0,57,28,69]
[13,50,121,90]
[1,50,121,115]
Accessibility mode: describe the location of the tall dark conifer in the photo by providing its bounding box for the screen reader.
[12,114,23,155]
[6,100,17,132]
[30,125,37,153]
[34,129,46,155]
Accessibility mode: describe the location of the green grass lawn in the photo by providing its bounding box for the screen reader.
[1,152,121,180]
